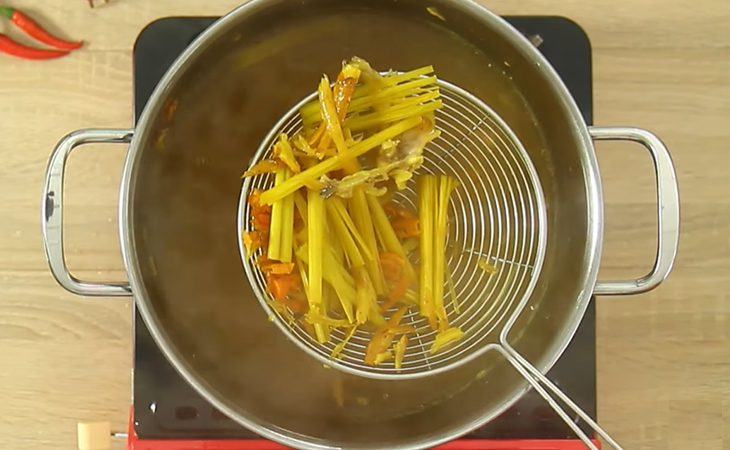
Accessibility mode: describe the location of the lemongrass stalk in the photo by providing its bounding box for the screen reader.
[324,253,356,324]
[354,267,370,325]
[351,88,439,118]
[326,199,365,268]
[267,169,288,260]
[329,225,346,265]
[328,283,355,324]
[372,210,386,250]
[306,309,350,328]
[259,117,423,205]
[331,326,358,359]
[344,75,438,106]
[317,76,348,155]
[353,66,433,103]
[293,242,309,298]
[328,283,344,317]
[391,89,440,107]
[394,335,408,370]
[349,76,438,113]
[275,134,301,173]
[447,267,460,314]
[298,242,356,324]
[345,91,440,129]
[351,190,386,295]
[321,324,331,343]
[366,194,415,280]
[330,197,373,261]
[279,172,295,263]
[297,243,355,287]
[433,176,455,330]
[353,267,385,326]
[307,189,327,343]
[430,327,464,354]
[347,100,442,132]
[353,66,435,97]
[293,190,308,224]
[299,66,434,119]
[304,76,438,124]
[418,176,435,322]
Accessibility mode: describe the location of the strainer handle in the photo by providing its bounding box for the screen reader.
[41,128,134,297]
[497,344,624,450]
[589,127,680,296]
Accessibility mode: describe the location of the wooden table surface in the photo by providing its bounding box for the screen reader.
[0,1,728,449]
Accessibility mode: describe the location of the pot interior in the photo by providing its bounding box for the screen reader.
[126,0,598,447]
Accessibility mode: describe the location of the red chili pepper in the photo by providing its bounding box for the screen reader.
[0,34,69,60]
[0,6,83,51]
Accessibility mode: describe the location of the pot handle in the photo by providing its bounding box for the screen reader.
[589,127,680,296]
[41,129,135,297]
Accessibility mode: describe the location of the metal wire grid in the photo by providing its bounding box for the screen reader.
[238,79,546,379]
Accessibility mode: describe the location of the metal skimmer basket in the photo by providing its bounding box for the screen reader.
[238,78,547,380]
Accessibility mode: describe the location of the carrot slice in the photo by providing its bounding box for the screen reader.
[267,273,301,301]
[381,276,410,311]
[379,252,404,282]
[392,216,420,239]
[266,262,295,275]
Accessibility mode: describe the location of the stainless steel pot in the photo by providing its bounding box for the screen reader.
[41,1,680,449]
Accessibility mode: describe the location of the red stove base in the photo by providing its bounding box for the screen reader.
[126,409,600,450]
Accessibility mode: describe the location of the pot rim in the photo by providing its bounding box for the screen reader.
[118,1,603,448]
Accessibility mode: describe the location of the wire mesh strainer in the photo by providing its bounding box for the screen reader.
[237,78,547,380]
